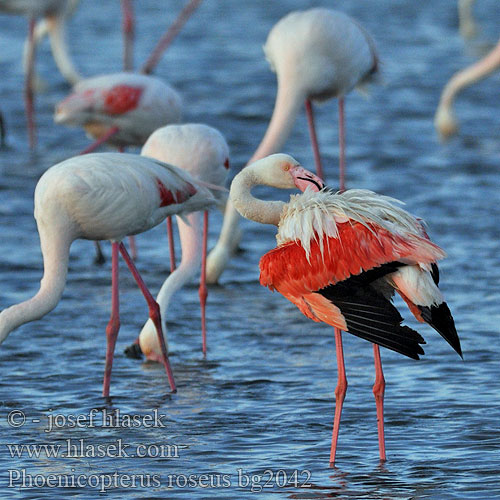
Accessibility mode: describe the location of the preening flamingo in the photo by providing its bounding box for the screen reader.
[206,8,378,284]
[124,123,229,361]
[54,72,182,150]
[230,154,462,465]
[434,38,500,140]
[0,152,216,397]
[0,0,81,149]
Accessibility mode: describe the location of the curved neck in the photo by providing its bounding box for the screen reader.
[230,164,285,226]
[156,212,202,317]
[442,39,500,106]
[0,227,72,344]
[248,78,304,163]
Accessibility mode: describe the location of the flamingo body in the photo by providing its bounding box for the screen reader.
[55,72,182,147]
[264,9,377,102]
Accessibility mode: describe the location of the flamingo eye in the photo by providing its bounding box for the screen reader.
[283,164,290,171]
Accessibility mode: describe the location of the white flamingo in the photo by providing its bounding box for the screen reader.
[124,123,229,361]
[206,8,378,284]
[434,38,500,140]
[0,152,216,397]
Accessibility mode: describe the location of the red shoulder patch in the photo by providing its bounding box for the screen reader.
[156,179,197,207]
[104,85,143,115]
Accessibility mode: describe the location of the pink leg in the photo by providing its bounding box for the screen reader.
[118,242,177,392]
[305,99,324,181]
[121,0,134,71]
[79,126,120,154]
[330,327,348,467]
[25,18,36,150]
[199,211,208,356]
[338,97,346,192]
[166,217,176,272]
[127,236,137,261]
[103,242,121,397]
[140,0,203,74]
[373,344,387,461]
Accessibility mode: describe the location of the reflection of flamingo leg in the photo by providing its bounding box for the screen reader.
[121,0,134,71]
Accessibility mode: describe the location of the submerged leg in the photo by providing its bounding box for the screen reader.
[118,242,176,392]
[103,242,121,397]
[167,217,176,272]
[373,344,387,461]
[94,241,106,265]
[199,211,208,356]
[330,327,348,467]
[305,99,324,181]
[338,97,346,193]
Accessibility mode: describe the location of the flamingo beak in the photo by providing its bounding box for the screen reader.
[290,165,325,192]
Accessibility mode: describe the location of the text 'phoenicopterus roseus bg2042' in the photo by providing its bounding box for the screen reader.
[230,154,463,466]
[206,8,378,284]
[0,152,217,397]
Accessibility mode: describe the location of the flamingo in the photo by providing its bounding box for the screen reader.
[434,38,500,140]
[124,123,229,361]
[230,154,462,465]
[206,8,378,284]
[0,152,217,397]
[0,0,81,149]
[54,72,182,150]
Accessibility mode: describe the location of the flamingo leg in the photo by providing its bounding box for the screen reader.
[167,217,176,272]
[373,344,387,461]
[305,99,324,181]
[121,0,134,71]
[25,17,36,150]
[94,241,106,265]
[199,211,208,356]
[103,242,121,397]
[338,97,346,192]
[79,126,120,154]
[140,0,203,75]
[127,236,137,261]
[118,242,177,393]
[330,327,348,467]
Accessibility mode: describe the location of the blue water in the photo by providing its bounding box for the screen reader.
[1,0,500,498]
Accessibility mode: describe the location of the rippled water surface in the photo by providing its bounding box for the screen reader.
[1,0,500,498]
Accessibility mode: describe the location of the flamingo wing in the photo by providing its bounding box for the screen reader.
[259,221,444,359]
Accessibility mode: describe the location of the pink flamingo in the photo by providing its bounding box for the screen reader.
[206,8,378,284]
[230,154,462,465]
[125,123,229,360]
[0,152,216,397]
[434,38,500,140]
[0,0,81,149]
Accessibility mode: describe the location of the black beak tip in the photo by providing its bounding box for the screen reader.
[124,343,143,359]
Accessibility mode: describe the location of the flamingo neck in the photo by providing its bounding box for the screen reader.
[0,226,72,345]
[138,212,202,357]
[248,78,304,163]
[230,163,285,226]
[442,39,500,107]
